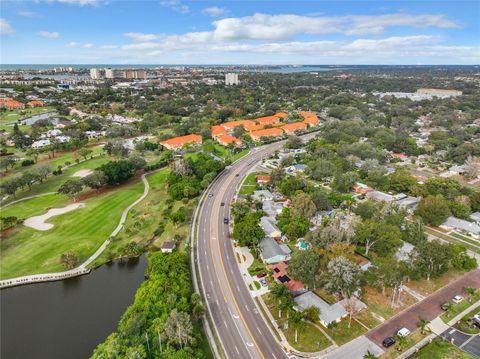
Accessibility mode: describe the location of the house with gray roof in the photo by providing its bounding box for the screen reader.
[471,212,480,224]
[366,190,395,202]
[252,190,273,202]
[262,200,285,218]
[396,196,421,212]
[440,216,480,239]
[260,216,282,238]
[293,291,347,327]
[259,237,291,264]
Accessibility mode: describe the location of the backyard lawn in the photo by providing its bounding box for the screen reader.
[363,286,417,320]
[239,171,268,196]
[0,178,145,279]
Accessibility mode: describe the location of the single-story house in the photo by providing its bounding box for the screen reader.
[294,291,347,327]
[471,212,480,224]
[396,196,421,212]
[262,200,285,218]
[285,164,306,174]
[440,216,480,239]
[268,261,305,294]
[160,240,176,253]
[256,175,271,184]
[396,241,415,261]
[259,237,291,264]
[160,134,202,150]
[252,190,274,202]
[366,190,395,203]
[353,182,372,194]
[260,216,282,238]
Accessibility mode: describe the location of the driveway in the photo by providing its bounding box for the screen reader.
[366,269,480,347]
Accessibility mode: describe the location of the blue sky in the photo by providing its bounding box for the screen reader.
[1,0,479,64]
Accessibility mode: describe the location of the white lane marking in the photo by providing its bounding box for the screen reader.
[232,314,240,319]
[246,342,254,347]
[235,346,240,354]
[224,320,228,328]
[245,305,250,312]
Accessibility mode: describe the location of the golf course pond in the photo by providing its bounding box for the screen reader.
[1,255,147,359]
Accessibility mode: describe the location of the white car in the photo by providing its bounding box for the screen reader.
[397,328,411,338]
[452,295,464,304]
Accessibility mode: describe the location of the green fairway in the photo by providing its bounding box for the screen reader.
[1,193,68,219]
[0,179,145,279]
[3,155,112,202]
[91,168,193,266]
[0,106,55,125]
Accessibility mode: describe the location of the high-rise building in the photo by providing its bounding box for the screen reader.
[225,73,239,86]
[123,69,147,79]
[104,68,117,79]
[90,68,103,79]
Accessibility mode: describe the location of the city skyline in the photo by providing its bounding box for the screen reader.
[1,0,479,65]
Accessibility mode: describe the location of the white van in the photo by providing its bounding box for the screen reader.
[397,328,411,338]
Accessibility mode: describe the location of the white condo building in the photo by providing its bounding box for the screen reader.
[225,73,239,86]
[90,68,103,79]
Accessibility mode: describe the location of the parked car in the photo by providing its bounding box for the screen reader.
[397,328,411,338]
[452,295,464,304]
[235,174,240,177]
[256,272,267,278]
[259,278,268,287]
[221,202,225,206]
[441,302,450,310]
[223,217,229,224]
[208,193,214,197]
[471,314,480,327]
[382,337,396,348]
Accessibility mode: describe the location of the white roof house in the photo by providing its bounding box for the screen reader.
[262,200,285,218]
[260,216,282,238]
[441,216,480,238]
[31,139,51,148]
[294,291,347,327]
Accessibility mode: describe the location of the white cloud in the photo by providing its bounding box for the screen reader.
[210,13,459,41]
[160,0,189,13]
[0,18,14,35]
[100,44,118,49]
[37,31,60,38]
[202,6,226,18]
[124,32,158,42]
[43,0,101,6]
[83,43,94,48]
[18,11,36,17]
[67,41,78,47]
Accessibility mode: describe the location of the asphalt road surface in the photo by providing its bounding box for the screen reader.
[196,133,318,359]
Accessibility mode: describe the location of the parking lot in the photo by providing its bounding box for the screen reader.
[441,328,480,358]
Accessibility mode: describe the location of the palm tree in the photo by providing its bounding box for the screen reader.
[417,318,430,335]
[465,287,477,303]
[395,335,407,352]
[289,310,304,343]
[363,351,377,359]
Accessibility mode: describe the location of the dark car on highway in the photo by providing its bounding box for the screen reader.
[223,218,229,224]
[382,337,396,348]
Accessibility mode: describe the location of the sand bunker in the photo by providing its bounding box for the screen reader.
[71,169,92,178]
[24,203,86,231]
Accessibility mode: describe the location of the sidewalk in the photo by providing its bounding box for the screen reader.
[235,246,269,297]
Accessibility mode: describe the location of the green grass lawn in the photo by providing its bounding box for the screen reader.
[381,330,430,359]
[0,106,55,125]
[354,310,382,329]
[263,294,331,352]
[441,293,480,323]
[231,148,250,162]
[411,339,473,359]
[2,155,112,203]
[1,193,68,219]
[247,256,265,276]
[455,306,480,334]
[90,168,194,266]
[0,179,145,279]
[323,317,367,346]
[239,172,261,196]
[426,228,480,254]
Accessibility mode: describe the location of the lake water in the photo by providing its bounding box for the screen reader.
[18,112,58,126]
[1,256,147,359]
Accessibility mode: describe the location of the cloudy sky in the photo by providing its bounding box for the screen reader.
[1,0,479,64]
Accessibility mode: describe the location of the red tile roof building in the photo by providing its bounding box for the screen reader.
[281,122,307,134]
[216,134,242,147]
[299,111,319,127]
[27,100,45,108]
[268,262,304,292]
[211,125,227,139]
[256,175,271,184]
[275,112,289,120]
[249,128,284,141]
[0,98,25,110]
[221,120,257,132]
[256,115,281,125]
[160,134,202,150]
